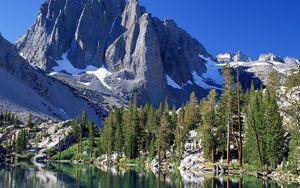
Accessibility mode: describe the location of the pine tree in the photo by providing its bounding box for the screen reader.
[114,107,124,157]
[81,111,88,128]
[15,129,27,153]
[102,112,114,160]
[199,89,217,162]
[156,98,172,161]
[88,121,95,156]
[123,96,139,159]
[236,65,243,169]
[221,63,234,164]
[175,105,185,157]
[285,65,300,88]
[26,113,34,129]
[185,92,199,131]
[244,82,264,171]
[264,88,284,169]
[288,127,300,173]
[267,70,280,95]
[146,105,157,159]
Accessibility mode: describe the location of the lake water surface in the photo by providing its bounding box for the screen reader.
[0,163,298,188]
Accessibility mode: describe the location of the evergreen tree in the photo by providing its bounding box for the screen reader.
[114,107,124,157]
[288,127,300,173]
[124,96,139,159]
[102,112,114,160]
[264,88,285,169]
[175,105,185,157]
[81,111,88,128]
[185,92,199,131]
[146,105,157,159]
[285,65,300,88]
[88,121,95,156]
[156,98,172,161]
[244,82,264,171]
[221,63,234,164]
[267,70,280,95]
[26,113,34,129]
[199,89,217,162]
[15,129,27,153]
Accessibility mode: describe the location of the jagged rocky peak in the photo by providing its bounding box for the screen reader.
[233,51,252,62]
[216,51,251,62]
[17,0,126,71]
[216,52,234,62]
[258,53,284,63]
[121,0,146,28]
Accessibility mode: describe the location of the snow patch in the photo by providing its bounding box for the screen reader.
[87,65,112,90]
[252,62,270,66]
[166,75,182,89]
[48,72,58,76]
[199,55,223,85]
[59,108,67,115]
[19,53,27,60]
[52,51,98,75]
[186,80,193,85]
[271,61,284,65]
[192,71,221,90]
[77,81,91,86]
[52,51,112,90]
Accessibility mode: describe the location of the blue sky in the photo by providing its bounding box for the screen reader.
[0,0,299,59]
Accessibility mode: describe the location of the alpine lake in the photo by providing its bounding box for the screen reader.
[0,162,299,188]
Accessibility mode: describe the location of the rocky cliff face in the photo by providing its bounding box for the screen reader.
[17,0,125,71]
[17,0,219,106]
[0,35,102,125]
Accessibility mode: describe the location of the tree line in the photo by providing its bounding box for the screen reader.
[98,64,297,172]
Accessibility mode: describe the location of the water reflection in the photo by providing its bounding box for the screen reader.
[0,163,298,188]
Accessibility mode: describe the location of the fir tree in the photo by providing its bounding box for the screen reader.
[244,82,264,171]
[264,88,284,169]
[81,111,88,128]
[88,121,95,156]
[102,112,114,160]
[221,63,234,164]
[199,89,217,162]
[175,105,185,157]
[114,107,124,157]
[26,113,34,129]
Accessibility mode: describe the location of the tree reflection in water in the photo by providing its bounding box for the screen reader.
[0,163,296,188]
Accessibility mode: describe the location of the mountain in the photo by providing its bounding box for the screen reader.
[17,0,222,107]
[216,52,300,88]
[0,34,102,125]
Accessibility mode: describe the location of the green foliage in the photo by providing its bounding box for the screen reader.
[52,139,97,160]
[288,126,300,174]
[15,129,27,154]
[0,111,19,127]
[26,113,34,129]
[244,82,285,171]
[198,89,217,162]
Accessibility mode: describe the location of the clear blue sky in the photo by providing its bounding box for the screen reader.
[0,0,299,59]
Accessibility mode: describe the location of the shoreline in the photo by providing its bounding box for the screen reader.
[32,158,299,185]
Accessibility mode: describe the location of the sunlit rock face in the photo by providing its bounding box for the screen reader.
[17,0,222,107]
